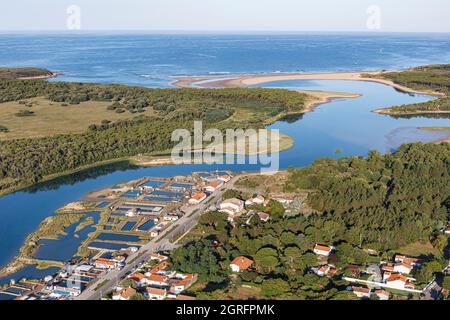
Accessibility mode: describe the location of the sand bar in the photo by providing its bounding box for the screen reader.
[173,71,444,97]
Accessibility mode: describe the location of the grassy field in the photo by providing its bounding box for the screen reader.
[0,97,157,140]
[234,171,291,193]
[397,241,441,257]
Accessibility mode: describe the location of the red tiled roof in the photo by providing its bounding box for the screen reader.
[386,274,407,283]
[147,274,168,283]
[130,272,145,281]
[352,286,370,294]
[150,253,168,261]
[174,274,196,287]
[146,287,166,296]
[206,181,222,188]
[191,192,206,201]
[231,256,253,270]
[176,295,196,300]
[218,175,231,181]
[149,261,170,274]
[375,290,389,297]
[120,287,136,299]
[314,244,332,252]
[95,258,115,266]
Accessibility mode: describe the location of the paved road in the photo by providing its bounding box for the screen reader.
[75,176,238,300]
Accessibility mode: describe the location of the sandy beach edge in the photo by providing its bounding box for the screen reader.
[172,71,444,97]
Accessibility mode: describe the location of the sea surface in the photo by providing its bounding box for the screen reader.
[0,33,449,281]
[0,32,450,87]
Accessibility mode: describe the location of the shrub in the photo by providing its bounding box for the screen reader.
[15,109,35,117]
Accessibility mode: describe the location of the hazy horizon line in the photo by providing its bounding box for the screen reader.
[1,29,449,35]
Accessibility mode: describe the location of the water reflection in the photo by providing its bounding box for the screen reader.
[24,161,138,194]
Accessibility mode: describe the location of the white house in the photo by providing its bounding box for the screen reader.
[146,287,167,300]
[143,274,169,287]
[385,274,407,289]
[393,262,412,275]
[219,198,244,216]
[352,286,371,299]
[126,209,137,217]
[169,274,197,294]
[245,195,265,206]
[204,180,224,193]
[217,175,231,183]
[112,287,136,301]
[445,227,450,235]
[257,212,270,222]
[150,230,160,238]
[245,199,254,206]
[150,253,168,262]
[394,255,423,267]
[94,258,116,269]
[161,214,179,222]
[313,244,333,256]
[315,265,337,277]
[189,192,207,205]
[375,290,390,300]
[229,256,253,272]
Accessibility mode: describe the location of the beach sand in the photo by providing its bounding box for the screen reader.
[173,71,444,97]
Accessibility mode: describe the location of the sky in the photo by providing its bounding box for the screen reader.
[0,0,449,33]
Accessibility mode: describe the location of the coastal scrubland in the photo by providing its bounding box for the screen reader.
[0,76,309,196]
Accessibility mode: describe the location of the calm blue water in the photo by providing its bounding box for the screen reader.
[151,190,183,198]
[137,220,156,232]
[143,197,174,203]
[33,212,100,261]
[88,242,140,251]
[96,202,110,208]
[0,33,450,87]
[121,221,137,231]
[0,33,449,280]
[95,233,141,243]
[0,265,59,286]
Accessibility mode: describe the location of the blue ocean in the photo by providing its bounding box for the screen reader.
[0,32,449,87]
